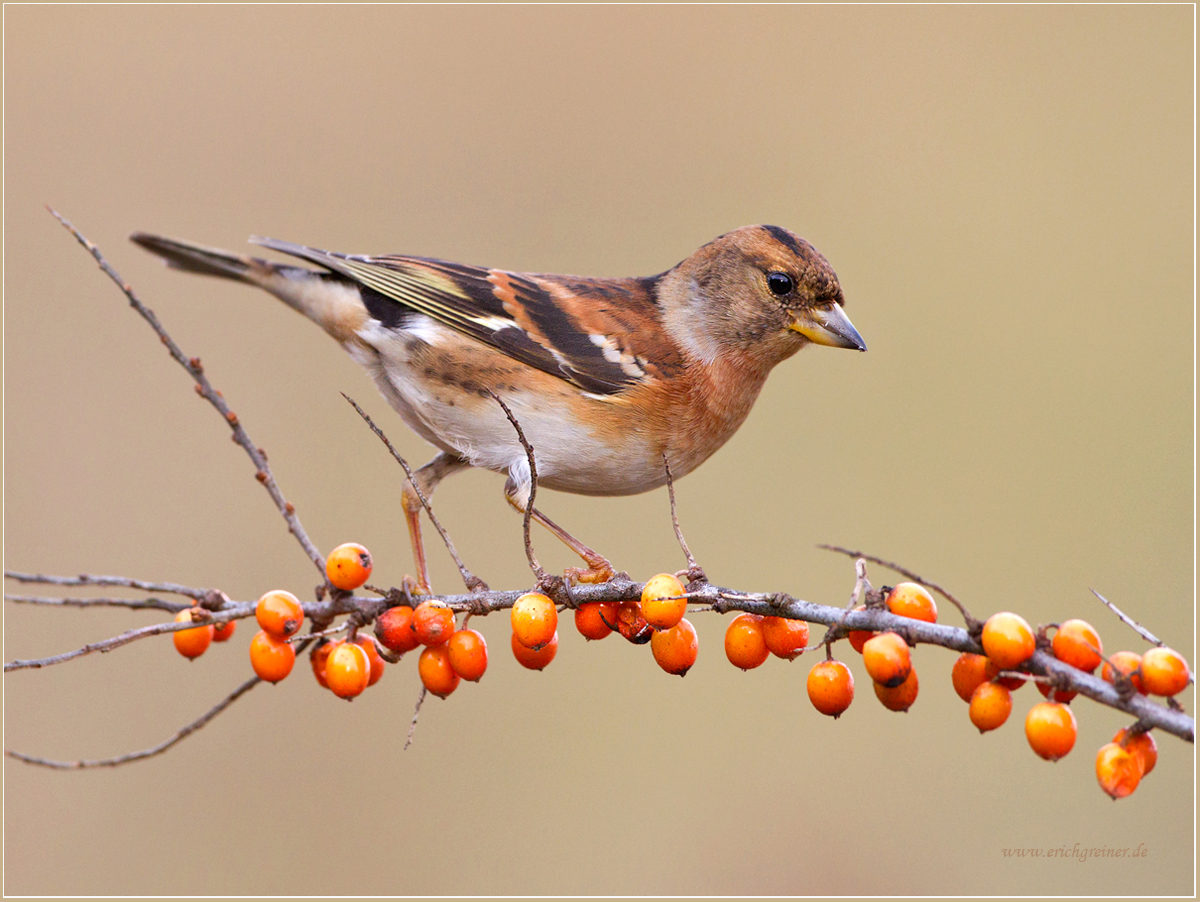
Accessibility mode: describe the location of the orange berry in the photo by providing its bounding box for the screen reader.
[310,640,334,689]
[807,659,855,718]
[511,592,557,650]
[1035,679,1077,704]
[615,602,653,644]
[447,628,488,682]
[1024,701,1077,761]
[1101,650,1146,694]
[412,601,456,647]
[650,617,699,676]
[211,619,237,643]
[640,573,687,630]
[574,602,614,641]
[762,616,809,661]
[847,604,875,654]
[173,609,215,659]
[1140,646,1191,697]
[249,629,295,683]
[354,635,386,687]
[724,614,769,670]
[951,653,992,703]
[874,667,919,712]
[1051,619,1103,673]
[1096,742,1141,799]
[256,589,304,639]
[968,682,1012,733]
[862,632,912,688]
[325,542,373,591]
[326,641,370,699]
[418,644,461,698]
[511,630,557,670]
[375,605,420,654]
[981,612,1035,670]
[886,582,938,623]
[1113,727,1157,777]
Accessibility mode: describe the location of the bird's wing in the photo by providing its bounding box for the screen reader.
[251,238,684,395]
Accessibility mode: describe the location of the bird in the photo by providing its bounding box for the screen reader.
[131,225,866,591]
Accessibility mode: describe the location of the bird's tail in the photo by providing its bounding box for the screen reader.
[130,232,308,284]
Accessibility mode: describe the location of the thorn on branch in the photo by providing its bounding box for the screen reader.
[1090,588,1162,646]
[486,391,547,585]
[663,453,706,585]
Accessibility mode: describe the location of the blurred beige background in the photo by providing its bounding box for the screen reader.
[3,5,1193,895]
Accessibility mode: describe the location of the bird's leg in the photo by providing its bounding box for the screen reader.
[401,451,471,594]
[503,477,616,584]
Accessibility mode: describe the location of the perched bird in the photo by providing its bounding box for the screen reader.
[131,225,865,590]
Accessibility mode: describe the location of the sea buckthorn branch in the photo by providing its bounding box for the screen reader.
[1091,588,1166,647]
[3,571,217,599]
[662,454,705,584]
[487,390,549,586]
[48,208,325,574]
[4,593,192,613]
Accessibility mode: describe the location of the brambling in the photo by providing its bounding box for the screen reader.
[131,225,865,590]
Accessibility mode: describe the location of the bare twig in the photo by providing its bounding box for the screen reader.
[4,594,191,613]
[48,208,324,573]
[486,391,546,583]
[6,675,260,769]
[4,571,211,598]
[341,393,487,593]
[663,454,705,583]
[404,686,428,751]
[1091,588,1163,646]
[818,544,976,627]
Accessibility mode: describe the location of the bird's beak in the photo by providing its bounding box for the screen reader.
[789,304,867,351]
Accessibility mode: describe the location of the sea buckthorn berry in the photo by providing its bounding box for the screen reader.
[807,659,855,718]
[651,617,698,676]
[862,632,912,688]
[211,619,237,643]
[418,644,461,698]
[1113,727,1157,777]
[310,640,334,688]
[847,605,875,654]
[886,583,938,623]
[1096,742,1141,799]
[724,614,769,670]
[249,629,295,683]
[574,602,614,641]
[447,628,488,682]
[511,630,557,670]
[640,573,687,630]
[326,641,370,699]
[615,602,653,644]
[1051,619,1103,673]
[511,593,558,650]
[1101,651,1146,694]
[874,667,919,712]
[1140,646,1191,697]
[762,616,809,661]
[412,601,456,647]
[1024,701,1077,761]
[1036,679,1077,704]
[325,542,373,591]
[968,682,1012,733]
[981,612,1035,670]
[173,609,214,659]
[256,590,304,639]
[375,605,420,654]
[354,635,386,687]
[951,653,992,703]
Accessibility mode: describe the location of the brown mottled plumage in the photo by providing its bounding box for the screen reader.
[131,225,865,589]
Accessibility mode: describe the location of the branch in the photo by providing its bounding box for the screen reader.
[4,594,191,614]
[818,544,977,627]
[1091,588,1163,646]
[48,208,325,574]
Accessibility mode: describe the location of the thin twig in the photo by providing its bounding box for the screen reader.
[48,208,324,573]
[404,686,428,751]
[4,606,252,672]
[4,571,210,598]
[4,594,191,613]
[818,544,976,627]
[6,675,260,769]
[663,454,705,583]
[341,394,487,592]
[486,391,546,582]
[1090,588,1162,646]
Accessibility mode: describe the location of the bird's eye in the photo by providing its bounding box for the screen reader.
[767,271,794,297]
